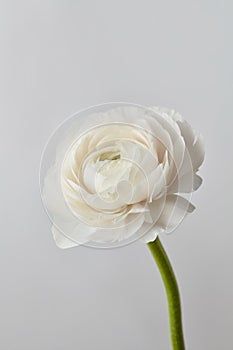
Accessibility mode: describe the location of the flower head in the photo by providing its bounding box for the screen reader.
[41,104,204,248]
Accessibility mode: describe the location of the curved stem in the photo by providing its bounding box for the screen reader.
[147,237,185,350]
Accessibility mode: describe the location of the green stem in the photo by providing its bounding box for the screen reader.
[147,237,185,350]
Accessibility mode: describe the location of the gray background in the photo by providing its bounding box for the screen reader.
[1,0,232,349]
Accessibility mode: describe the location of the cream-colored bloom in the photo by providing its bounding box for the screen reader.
[41,105,204,248]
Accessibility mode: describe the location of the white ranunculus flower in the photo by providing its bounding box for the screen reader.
[41,104,204,249]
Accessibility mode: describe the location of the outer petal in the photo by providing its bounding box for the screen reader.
[175,118,205,172]
[156,194,195,232]
[42,165,68,217]
[168,171,203,194]
[88,213,146,243]
[140,225,164,243]
[188,134,205,171]
[52,226,79,249]
[149,107,186,187]
[151,106,205,195]
[52,218,96,248]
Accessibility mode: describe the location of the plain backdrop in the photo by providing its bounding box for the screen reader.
[1,1,232,349]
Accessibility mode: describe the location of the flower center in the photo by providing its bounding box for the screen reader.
[95,151,132,202]
[99,151,121,161]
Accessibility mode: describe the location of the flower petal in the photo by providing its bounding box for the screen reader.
[52,217,96,248]
[156,194,195,232]
[52,226,78,249]
[189,134,205,171]
[140,225,164,243]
